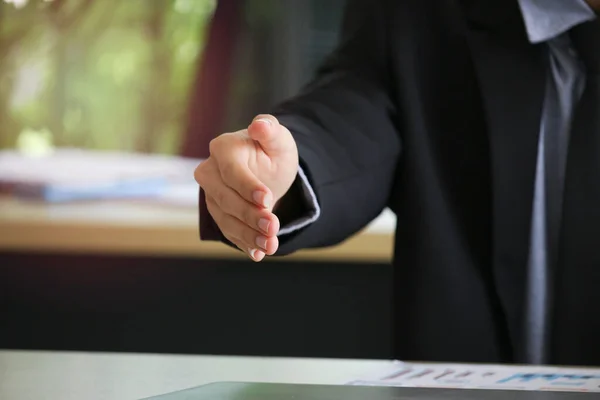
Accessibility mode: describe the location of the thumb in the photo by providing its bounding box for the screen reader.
[248,114,294,156]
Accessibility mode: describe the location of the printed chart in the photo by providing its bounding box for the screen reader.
[348,362,600,392]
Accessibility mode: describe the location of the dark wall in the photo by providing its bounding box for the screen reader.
[0,252,393,359]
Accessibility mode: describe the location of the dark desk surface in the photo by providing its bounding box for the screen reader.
[147,382,593,400]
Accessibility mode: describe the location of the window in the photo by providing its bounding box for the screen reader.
[0,0,345,156]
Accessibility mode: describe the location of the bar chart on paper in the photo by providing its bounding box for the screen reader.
[348,362,600,392]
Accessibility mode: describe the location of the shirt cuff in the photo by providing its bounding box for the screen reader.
[277,165,321,236]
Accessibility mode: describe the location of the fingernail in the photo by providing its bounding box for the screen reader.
[253,191,270,208]
[255,236,268,250]
[258,218,270,233]
[248,248,265,262]
[253,250,265,262]
[255,118,272,126]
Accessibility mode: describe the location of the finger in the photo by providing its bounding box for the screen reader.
[215,182,280,237]
[206,195,279,256]
[194,158,211,185]
[248,114,294,156]
[225,234,266,262]
[219,182,280,236]
[248,248,266,262]
[194,157,218,187]
[206,196,266,260]
[199,160,279,235]
[197,157,272,210]
[208,136,273,208]
[217,159,273,209]
[201,160,278,257]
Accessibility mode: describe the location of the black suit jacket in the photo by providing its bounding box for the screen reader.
[201,0,600,366]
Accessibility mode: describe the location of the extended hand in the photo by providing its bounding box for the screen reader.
[194,115,299,261]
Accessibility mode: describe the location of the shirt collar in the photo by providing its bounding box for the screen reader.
[517,0,597,43]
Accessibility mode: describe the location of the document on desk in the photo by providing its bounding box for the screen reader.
[348,361,600,392]
[0,149,201,203]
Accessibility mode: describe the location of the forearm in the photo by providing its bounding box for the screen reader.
[264,0,401,253]
[271,109,399,255]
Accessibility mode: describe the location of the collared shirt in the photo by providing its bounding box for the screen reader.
[281,0,598,364]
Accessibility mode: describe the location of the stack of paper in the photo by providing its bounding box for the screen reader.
[0,149,202,203]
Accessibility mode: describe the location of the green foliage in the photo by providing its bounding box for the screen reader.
[0,0,216,154]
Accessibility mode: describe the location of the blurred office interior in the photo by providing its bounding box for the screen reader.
[0,0,395,360]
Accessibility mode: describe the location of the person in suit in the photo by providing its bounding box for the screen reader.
[194,0,600,366]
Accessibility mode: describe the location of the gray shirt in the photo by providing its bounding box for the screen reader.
[281,0,597,364]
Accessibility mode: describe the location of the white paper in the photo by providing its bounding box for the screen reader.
[348,361,600,392]
[0,148,201,186]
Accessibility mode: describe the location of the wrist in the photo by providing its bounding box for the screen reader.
[272,174,303,226]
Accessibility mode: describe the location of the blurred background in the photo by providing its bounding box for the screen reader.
[0,0,343,156]
[0,0,394,362]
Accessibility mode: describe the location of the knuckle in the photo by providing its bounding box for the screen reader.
[208,136,224,156]
[243,207,257,228]
[219,161,236,183]
[194,162,207,185]
[242,227,257,248]
[213,188,227,208]
[194,158,217,188]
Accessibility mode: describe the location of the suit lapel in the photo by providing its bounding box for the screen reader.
[460,0,547,361]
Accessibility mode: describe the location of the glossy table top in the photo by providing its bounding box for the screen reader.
[0,350,389,400]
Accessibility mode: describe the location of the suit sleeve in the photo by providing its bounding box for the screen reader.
[271,0,401,254]
[199,0,401,252]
